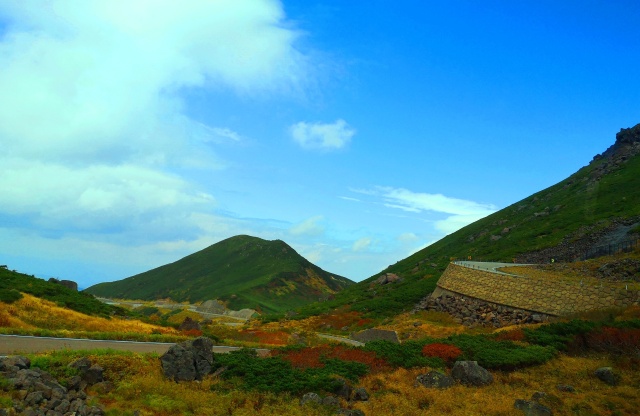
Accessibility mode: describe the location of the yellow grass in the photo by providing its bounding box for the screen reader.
[0,293,176,335]
[354,354,640,416]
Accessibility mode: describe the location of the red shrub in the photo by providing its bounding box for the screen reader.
[495,329,526,342]
[421,343,462,363]
[585,327,640,354]
[279,345,389,373]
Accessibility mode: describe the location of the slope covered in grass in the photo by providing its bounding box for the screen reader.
[85,235,353,313]
[288,124,640,320]
[0,267,120,317]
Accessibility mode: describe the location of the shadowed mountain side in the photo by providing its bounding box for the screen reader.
[84,235,353,314]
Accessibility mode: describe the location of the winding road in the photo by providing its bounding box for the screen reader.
[0,334,260,355]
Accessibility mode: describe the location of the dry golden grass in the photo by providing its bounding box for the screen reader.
[0,293,176,335]
[353,354,640,416]
[379,311,468,340]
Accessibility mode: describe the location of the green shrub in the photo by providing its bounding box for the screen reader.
[524,320,597,351]
[363,340,444,368]
[448,334,556,370]
[213,348,369,395]
[0,288,23,304]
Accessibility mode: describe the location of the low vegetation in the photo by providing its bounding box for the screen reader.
[0,268,122,317]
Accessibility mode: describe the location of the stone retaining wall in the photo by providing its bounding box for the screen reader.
[435,264,640,316]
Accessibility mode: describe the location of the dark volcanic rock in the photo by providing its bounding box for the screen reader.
[416,370,455,389]
[594,367,620,386]
[161,336,215,382]
[451,361,493,386]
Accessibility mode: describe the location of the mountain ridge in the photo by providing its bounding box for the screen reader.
[84,235,353,313]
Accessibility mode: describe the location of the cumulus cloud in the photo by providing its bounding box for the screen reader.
[0,0,310,244]
[290,119,355,150]
[289,215,325,236]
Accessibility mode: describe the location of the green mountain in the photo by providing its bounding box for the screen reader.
[293,123,640,319]
[84,235,354,313]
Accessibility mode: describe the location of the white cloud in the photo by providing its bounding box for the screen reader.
[0,0,311,242]
[290,119,355,150]
[377,187,497,216]
[289,215,325,236]
[355,186,497,236]
[352,237,372,252]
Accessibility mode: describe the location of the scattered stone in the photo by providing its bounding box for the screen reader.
[299,392,322,406]
[413,292,551,328]
[321,395,340,407]
[514,399,553,416]
[352,387,369,401]
[594,367,620,386]
[451,361,493,386]
[556,384,575,393]
[351,328,400,344]
[334,378,352,400]
[161,336,215,382]
[0,355,105,415]
[416,371,455,389]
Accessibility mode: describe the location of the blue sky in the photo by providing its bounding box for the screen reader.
[0,1,639,288]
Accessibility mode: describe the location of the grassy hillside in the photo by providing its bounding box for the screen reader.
[85,235,353,313]
[288,124,640,320]
[0,267,121,317]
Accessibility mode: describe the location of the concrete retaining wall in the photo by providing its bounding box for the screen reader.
[435,264,640,316]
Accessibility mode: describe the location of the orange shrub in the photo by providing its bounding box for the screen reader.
[240,330,289,346]
[182,329,203,337]
[421,343,462,363]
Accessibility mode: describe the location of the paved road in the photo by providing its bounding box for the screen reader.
[453,261,531,276]
[316,333,364,346]
[0,335,258,355]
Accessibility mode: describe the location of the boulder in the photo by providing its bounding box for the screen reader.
[451,361,493,386]
[352,387,369,401]
[594,367,620,386]
[161,336,215,382]
[321,396,340,407]
[351,328,400,344]
[334,378,352,400]
[416,370,455,389]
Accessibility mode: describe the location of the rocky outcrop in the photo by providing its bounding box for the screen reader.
[414,292,550,328]
[178,317,202,331]
[0,355,105,415]
[351,328,400,344]
[374,273,402,285]
[451,361,493,386]
[160,337,215,382]
[48,278,78,291]
[197,299,226,315]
